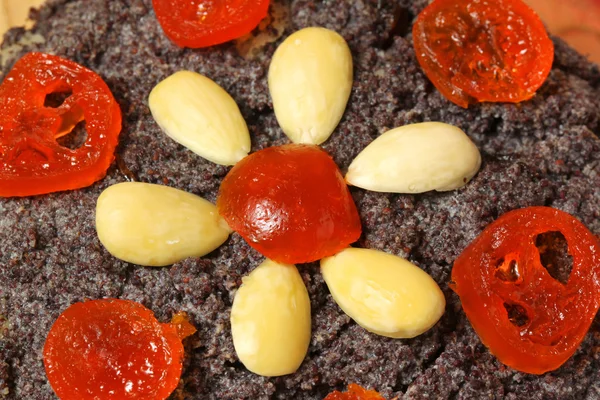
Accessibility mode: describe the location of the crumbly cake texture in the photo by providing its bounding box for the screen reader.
[1,0,599,399]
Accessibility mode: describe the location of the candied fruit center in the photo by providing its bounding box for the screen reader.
[217,144,361,264]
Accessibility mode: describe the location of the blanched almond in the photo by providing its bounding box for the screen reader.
[268,27,353,145]
[96,182,231,267]
[231,259,311,377]
[149,71,251,166]
[321,248,445,339]
[346,122,482,193]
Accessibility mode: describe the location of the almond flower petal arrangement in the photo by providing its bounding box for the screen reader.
[96,26,480,379]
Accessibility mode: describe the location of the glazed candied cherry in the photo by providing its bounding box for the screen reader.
[452,207,600,374]
[412,0,554,107]
[152,0,270,48]
[43,299,196,400]
[0,52,121,197]
[324,384,386,400]
[217,144,361,264]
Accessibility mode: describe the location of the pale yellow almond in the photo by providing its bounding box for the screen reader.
[96,182,231,267]
[231,259,311,377]
[268,27,353,145]
[346,122,482,193]
[149,71,251,166]
[321,248,445,339]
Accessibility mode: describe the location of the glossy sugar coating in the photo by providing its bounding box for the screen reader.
[43,299,194,400]
[412,0,554,107]
[324,384,386,400]
[217,144,361,264]
[152,0,269,48]
[0,52,121,197]
[451,206,600,374]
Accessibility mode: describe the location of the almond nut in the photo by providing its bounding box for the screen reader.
[96,182,231,266]
[346,122,482,193]
[268,27,353,145]
[321,248,445,338]
[149,71,251,166]
[231,259,311,377]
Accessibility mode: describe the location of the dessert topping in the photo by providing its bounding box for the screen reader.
[452,206,600,374]
[346,122,481,193]
[412,0,554,107]
[43,298,195,400]
[324,384,386,400]
[321,248,446,339]
[170,311,198,339]
[96,182,231,267]
[269,27,353,145]
[0,52,121,197]
[152,0,270,48]
[149,71,251,166]
[217,144,362,264]
[231,259,311,377]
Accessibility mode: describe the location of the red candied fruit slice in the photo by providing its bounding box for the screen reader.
[0,52,121,197]
[412,0,554,107]
[452,206,600,374]
[217,144,361,264]
[43,299,196,400]
[152,0,270,48]
[325,384,386,400]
